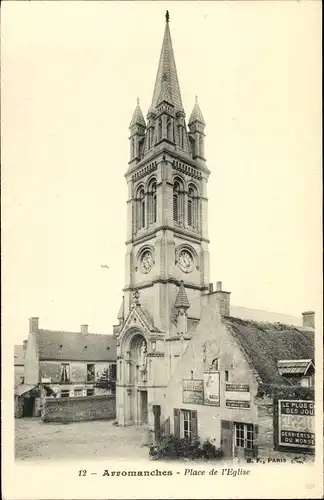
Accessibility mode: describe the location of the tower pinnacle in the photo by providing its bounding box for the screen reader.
[165,10,169,23]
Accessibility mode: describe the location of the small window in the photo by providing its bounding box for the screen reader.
[60,364,70,383]
[225,370,229,382]
[87,364,95,382]
[61,390,70,398]
[181,410,192,440]
[86,388,94,397]
[20,376,25,384]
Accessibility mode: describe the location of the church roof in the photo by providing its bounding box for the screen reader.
[174,281,190,309]
[129,99,146,128]
[224,316,314,385]
[188,96,205,125]
[34,330,116,361]
[150,14,183,112]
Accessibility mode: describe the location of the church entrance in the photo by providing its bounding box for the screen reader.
[126,332,148,425]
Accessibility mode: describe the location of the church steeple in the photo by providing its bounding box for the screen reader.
[151,12,183,113]
[129,98,146,164]
[188,96,206,161]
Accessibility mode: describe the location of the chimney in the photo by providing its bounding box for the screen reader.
[208,283,214,293]
[29,317,39,333]
[23,340,28,351]
[81,324,89,334]
[302,311,315,328]
[214,281,231,317]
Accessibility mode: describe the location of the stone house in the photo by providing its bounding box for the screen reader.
[160,288,314,459]
[20,317,117,417]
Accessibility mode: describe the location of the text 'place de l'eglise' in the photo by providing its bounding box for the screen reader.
[15,12,315,462]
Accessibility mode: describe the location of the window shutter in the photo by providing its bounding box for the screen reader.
[253,424,259,458]
[190,410,198,440]
[174,408,180,438]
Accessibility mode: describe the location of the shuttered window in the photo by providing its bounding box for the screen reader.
[174,408,198,441]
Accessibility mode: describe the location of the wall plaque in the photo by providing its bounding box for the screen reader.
[182,379,204,405]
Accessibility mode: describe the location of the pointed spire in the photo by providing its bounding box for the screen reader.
[157,73,173,105]
[174,281,190,310]
[151,14,183,112]
[189,95,205,125]
[129,98,146,128]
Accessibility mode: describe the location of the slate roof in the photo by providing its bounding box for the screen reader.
[224,316,314,385]
[129,100,146,128]
[14,345,25,366]
[151,20,183,112]
[188,97,205,125]
[35,330,116,361]
[277,359,313,375]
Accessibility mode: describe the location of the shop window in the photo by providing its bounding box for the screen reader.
[87,364,95,382]
[61,390,70,398]
[60,364,70,383]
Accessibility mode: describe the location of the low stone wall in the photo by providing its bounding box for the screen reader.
[41,395,116,423]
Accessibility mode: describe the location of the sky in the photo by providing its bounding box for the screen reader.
[2,1,322,344]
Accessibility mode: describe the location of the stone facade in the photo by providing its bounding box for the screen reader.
[41,395,116,423]
[116,12,210,430]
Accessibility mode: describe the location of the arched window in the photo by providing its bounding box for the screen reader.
[131,139,135,159]
[173,178,184,224]
[188,184,198,229]
[158,120,162,142]
[139,189,145,228]
[148,180,157,224]
[167,118,172,141]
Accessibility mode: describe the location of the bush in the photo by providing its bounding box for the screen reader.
[149,435,223,461]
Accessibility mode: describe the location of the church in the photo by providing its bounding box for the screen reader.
[114,11,210,427]
[114,12,315,457]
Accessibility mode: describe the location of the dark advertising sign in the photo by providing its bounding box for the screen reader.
[277,400,315,450]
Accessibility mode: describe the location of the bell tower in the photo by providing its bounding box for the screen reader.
[116,12,211,426]
[122,12,210,333]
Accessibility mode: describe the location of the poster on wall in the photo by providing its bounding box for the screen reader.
[182,379,204,404]
[225,383,251,409]
[203,372,220,406]
[277,399,315,450]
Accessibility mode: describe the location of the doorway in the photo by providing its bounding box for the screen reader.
[139,390,148,424]
[23,396,34,417]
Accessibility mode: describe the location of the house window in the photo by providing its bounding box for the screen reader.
[181,410,192,440]
[87,364,95,382]
[235,423,254,450]
[74,389,83,397]
[86,388,94,396]
[20,377,25,384]
[225,370,229,382]
[61,390,70,398]
[60,364,70,383]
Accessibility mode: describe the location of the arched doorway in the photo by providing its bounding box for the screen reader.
[126,332,148,425]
